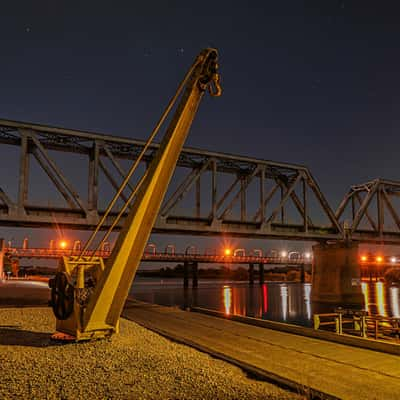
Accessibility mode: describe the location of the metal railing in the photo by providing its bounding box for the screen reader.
[314,309,400,341]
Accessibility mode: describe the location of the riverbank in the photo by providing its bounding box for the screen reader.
[0,307,299,400]
[0,279,49,306]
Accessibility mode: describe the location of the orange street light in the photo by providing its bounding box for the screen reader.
[224,248,232,256]
[376,256,383,263]
[360,255,367,262]
[59,240,68,249]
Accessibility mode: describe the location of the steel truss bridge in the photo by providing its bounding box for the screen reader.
[1,119,400,244]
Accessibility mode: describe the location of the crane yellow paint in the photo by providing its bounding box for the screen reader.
[49,48,221,341]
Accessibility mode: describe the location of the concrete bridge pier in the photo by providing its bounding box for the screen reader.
[248,263,254,285]
[183,261,189,288]
[300,264,305,284]
[259,263,264,285]
[311,241,364,313]
[192,262,198,288]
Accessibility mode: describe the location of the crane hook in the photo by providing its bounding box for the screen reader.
[209,72,222,97]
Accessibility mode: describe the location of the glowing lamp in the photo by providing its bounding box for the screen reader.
[376,256,383,263]
[59,240,68,249]
[280,250,288,258]
[224,248,232,256]
[360,255,367,262]
[304,252,311,259]
[391,257,397,263]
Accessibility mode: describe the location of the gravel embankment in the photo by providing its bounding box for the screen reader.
[0,308,301,399]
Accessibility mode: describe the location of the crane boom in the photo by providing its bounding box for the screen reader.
[49,48,221,341]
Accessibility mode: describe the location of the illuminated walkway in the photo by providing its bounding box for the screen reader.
[123,300,400,400]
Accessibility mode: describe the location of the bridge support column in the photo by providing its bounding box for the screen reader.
[300,264,305,284]
[248,263,254,285]
[311,242,364,313]
[259,263,264,285]
[192,262,198,288]
[183,261,189,288]
[0,239,4,280]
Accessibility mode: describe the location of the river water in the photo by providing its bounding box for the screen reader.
[130,278,400,327]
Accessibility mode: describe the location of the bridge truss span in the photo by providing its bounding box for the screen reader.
[1,118,400,244]
[0,119,343,241]
[336,178,400,243]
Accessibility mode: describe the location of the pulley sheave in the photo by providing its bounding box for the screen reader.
[49,272,74,320]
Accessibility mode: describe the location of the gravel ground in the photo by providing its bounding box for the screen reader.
[0,308,301,400]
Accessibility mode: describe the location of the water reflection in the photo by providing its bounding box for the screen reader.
[391,287,400,318]
[130,278,400,327]
[280,285,288,321]
[361,282,369,311]
[362,281,400,317]
[223,286,231,315]
[304,285,311,320]
[131,279,314,327]
[262,284,268,314]
[375,282,387,316]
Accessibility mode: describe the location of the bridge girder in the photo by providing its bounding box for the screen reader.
[1,119,398,244]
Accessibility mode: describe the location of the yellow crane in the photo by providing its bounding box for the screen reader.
[49,48,221,341]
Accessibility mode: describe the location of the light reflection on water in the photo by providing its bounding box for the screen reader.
[391,287,400,318]
[376,282,387,316]
[130,278,400,327]
[131,278,313,326]
[280,285,288,321]
[223,286,231,315]
[362,281,400,317]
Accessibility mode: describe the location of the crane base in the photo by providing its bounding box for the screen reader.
[51,331,77,342]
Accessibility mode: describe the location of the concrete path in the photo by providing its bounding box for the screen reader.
[123,299,400,400]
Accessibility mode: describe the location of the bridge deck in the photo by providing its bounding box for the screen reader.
[123,299,400,400]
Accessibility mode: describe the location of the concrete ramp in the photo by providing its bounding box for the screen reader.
[123,299,400,400]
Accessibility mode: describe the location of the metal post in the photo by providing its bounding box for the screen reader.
[259,263,264,285]
[249,263,254,285]
[11,259,19,277]
[183,261,189,288]
[88,141,99,213]
[240,176,246,221]
[211,159,217,220]
[192,262,198,288]
[196,177,201,218]
[259,168,265,222]
[0,238,4,280]
[377,187,384,237]
[18,132,30,212]
[361,315,367,338]
[302,177,308,232]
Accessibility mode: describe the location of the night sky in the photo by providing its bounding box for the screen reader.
[1,1,400,254]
